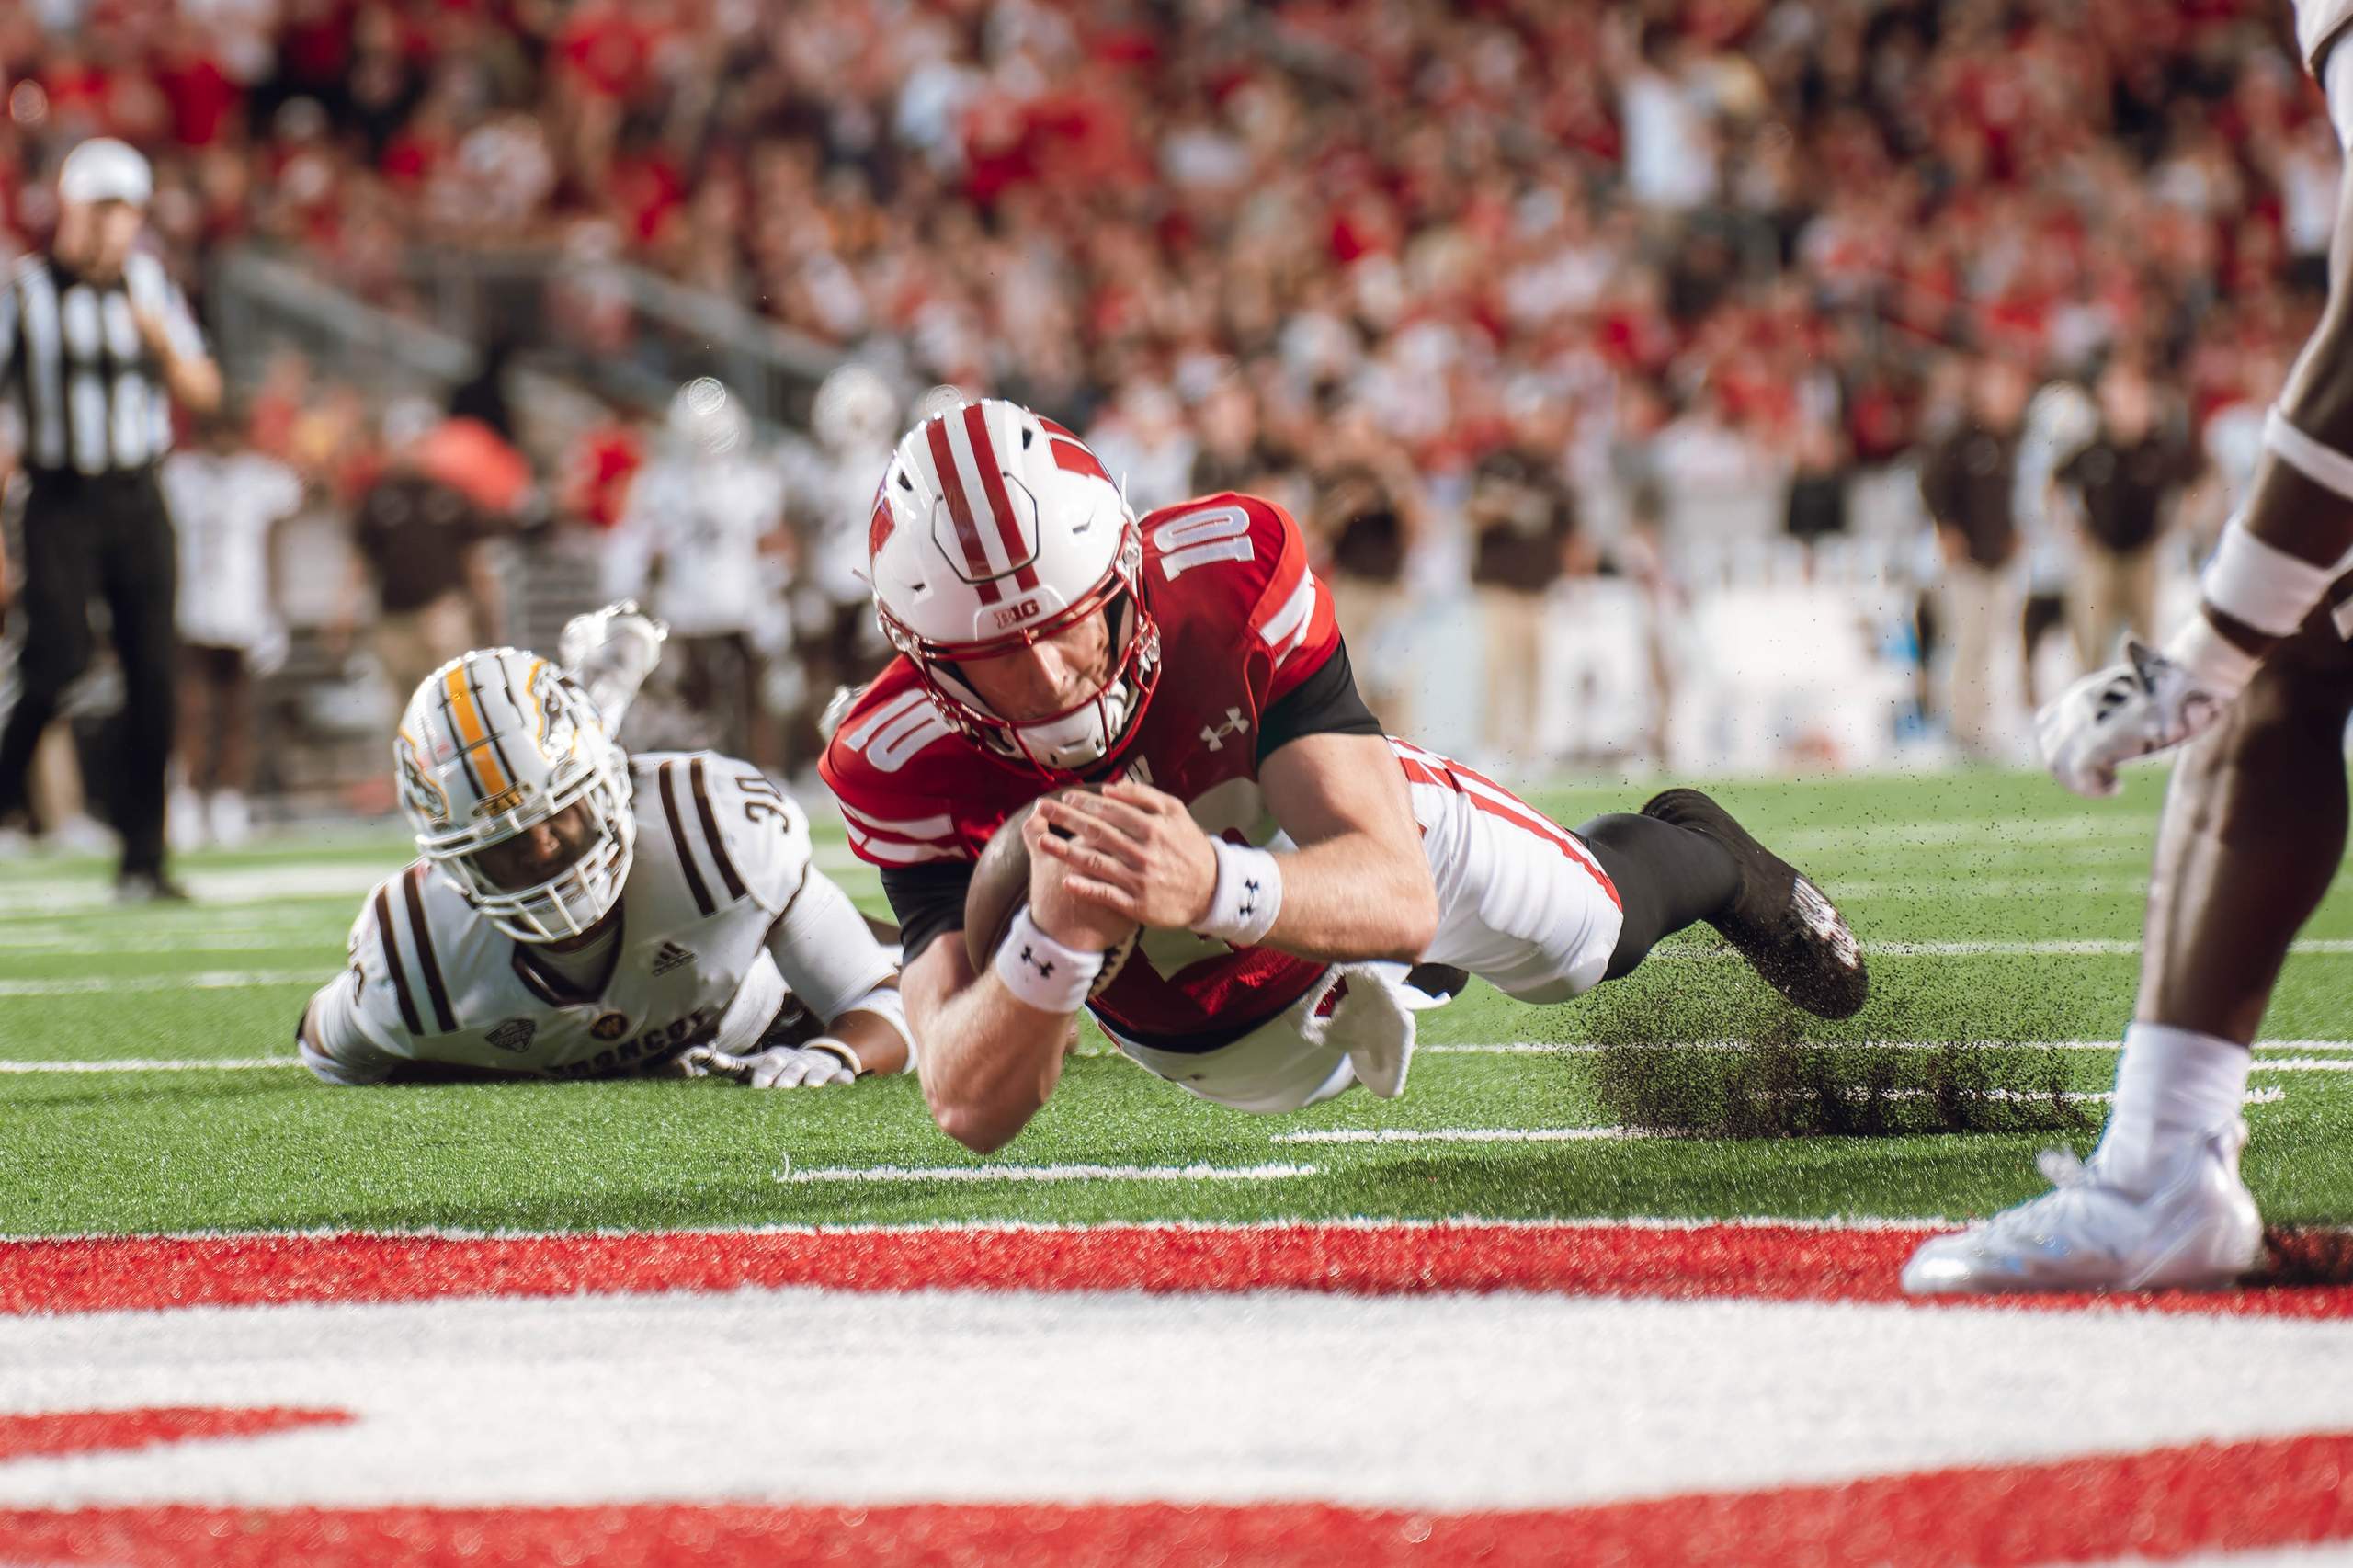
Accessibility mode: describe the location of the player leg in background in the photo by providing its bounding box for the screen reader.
[205,644,256,846]
[101,488,180,890]
[1904,607,2353,1295]
[0,494,97,840]
[170,644,219,853]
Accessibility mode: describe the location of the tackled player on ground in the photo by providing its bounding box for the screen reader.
[822,399,1868,1153]
[297,608,912,1091]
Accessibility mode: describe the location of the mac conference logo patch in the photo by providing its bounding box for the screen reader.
[487,1018,537,1054]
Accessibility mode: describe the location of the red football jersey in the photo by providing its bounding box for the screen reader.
[820,491,1347,1050]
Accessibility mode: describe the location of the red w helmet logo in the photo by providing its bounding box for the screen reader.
[868,494,895,560]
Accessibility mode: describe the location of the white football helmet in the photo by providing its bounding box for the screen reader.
[812,363,898,452]
[396,648,637,942]
[668,376,747,458]
[868,398,1159,774]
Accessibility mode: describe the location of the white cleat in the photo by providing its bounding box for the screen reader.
[168,788,209,854]
[1902,1121,2262,1295]
[207,790,254,849]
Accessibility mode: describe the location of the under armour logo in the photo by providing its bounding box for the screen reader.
[1020,945,1054,979]
[1199,707,1250,752]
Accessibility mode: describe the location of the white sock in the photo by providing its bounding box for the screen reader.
[2095,1023,2252,1196]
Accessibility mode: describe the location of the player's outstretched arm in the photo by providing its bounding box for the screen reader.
[1031,732,1438,964]
[754,866,915,1084]
[901,824,1125,1152]
[559,600,667,732]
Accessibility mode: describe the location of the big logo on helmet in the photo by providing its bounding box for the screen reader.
[869,494,895,559]
[992,597,1041,631]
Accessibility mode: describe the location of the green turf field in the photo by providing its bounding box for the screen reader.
[4,767,2349,1238]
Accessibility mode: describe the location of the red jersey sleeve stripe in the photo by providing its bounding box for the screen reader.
[926,417,1003,605]
[1389,742,1620,910]
[1257,569,1318,659]
[846,825,970,866]
[835,800,956,840]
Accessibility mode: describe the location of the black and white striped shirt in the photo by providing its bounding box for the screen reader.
[0,249,205,476]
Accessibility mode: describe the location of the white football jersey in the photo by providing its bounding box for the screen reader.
[604,454,782,637]
[2301,0,2353,71]
[779,437,894,608]
[164,449,302,649]
[302,751,892,1084]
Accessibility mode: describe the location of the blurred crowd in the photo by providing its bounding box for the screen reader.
[0,0,2336,812]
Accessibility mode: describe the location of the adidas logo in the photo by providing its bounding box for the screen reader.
[651,941,696,978]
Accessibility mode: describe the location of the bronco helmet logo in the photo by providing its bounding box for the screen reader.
[394,729,451,824]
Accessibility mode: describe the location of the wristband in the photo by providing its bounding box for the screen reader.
[2164,612,2261,701]
[2200,511,2342,638]
[802,1037,865,1077]
[836,983,916,1073]
[2265,407,2353,505]
[1195,840,1282,948]
[992,907,1102,1015]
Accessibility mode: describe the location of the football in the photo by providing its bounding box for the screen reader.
[962,788,1140,994]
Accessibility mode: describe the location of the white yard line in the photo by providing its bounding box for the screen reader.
[1775,816,2161,850]
[0,1214,1978,1244]
[0,864,390,914]
[1276,1090,2282,1147]
[1275,1128,1643,1144]
[1861,939,2353,957]
[23,938,2353,1000]
[0,970,318,996]
[1421,1040,2353,1055]
[0,931,338,955]
[1832,878,2152,899]
[0,1056,303,1074]
[777,1162,1319,1185]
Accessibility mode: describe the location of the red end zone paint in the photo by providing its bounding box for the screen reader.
[4,1431,2350,1567]
[6,1221,2351,1318]
[0,1407,349,1462]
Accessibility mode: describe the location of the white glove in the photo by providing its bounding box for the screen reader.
[2037,640,2232,799]
[687,1040,861,1089]
[560,600,667,728]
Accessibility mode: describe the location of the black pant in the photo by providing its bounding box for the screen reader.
[0,469,177,876]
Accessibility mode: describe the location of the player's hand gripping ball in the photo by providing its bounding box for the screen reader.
[963,788,1140,992]
[1029,780,1222,932]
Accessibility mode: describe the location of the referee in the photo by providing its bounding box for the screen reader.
[0,139,220,901]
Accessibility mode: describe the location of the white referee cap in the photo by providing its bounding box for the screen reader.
[58,139,152,209]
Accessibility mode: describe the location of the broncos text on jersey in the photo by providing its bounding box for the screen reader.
[303,752,889,1084]
[820,491,1346,1051]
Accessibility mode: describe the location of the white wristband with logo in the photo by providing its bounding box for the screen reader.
[993,907,1102,1015]
[1195,840,1283,948]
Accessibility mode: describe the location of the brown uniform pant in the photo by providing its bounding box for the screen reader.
[2069,543,2162,670]
[176,643,254,795]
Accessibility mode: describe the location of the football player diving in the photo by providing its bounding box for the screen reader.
[822,400,1869,1153]
[298,605,911,1090]
[1905,7,2353,1291]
